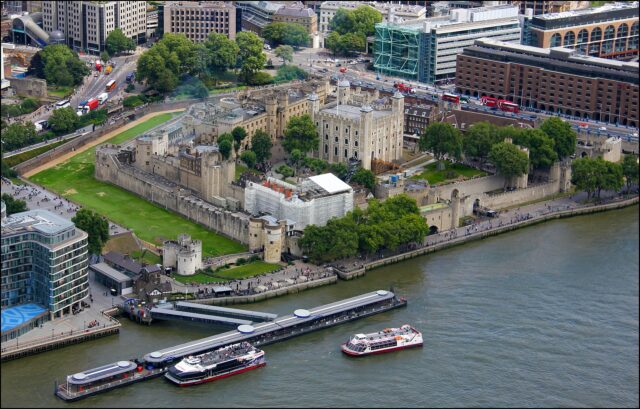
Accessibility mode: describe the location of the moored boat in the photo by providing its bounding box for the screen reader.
[165,342,265,386]
[341,324,422,356]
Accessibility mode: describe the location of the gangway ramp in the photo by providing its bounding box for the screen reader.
[174,302,277,322]
[149,308,252,327]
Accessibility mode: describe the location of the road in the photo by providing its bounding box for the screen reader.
[287,47,639,142]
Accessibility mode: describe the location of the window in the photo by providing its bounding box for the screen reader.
[563,31,575,47]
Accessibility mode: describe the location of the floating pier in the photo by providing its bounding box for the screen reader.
[148,308,253,327]
[55,290,406,402]
[173,302,278,322]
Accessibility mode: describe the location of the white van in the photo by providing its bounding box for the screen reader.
[54,99,71,109]
[97,92,109,105]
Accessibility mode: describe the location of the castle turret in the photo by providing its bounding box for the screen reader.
[263,223,283,263]
[338,80,350,105]
[391,91,405,161]
[360,105,373,170]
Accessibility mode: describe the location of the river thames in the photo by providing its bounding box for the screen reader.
[1,207,638,408]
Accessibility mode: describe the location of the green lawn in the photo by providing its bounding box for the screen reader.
[213,261,281,280]
[4,138,78,167]
[48,85,74,98]
[209,85,247,95]
[29,112,246,257]
[234,164,261,180]
[411,161,487,185]
[173,272,229,284]
[131,249,162,265]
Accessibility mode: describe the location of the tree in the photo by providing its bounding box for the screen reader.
[571,157,600,200]
[275,65,309,83]
[236,32,266,82]
[350,5,383,37]
[351,167,376,190]
[100,51,110,64]
[263,22,310,48]
[283,114,318,155]
[289,148,305,173]
[251,130,273,164]
[276,164,294,178]
[105,28,135,55]
[240,150,257,169]
[512,128,558,170]
[231,126,247,154]
[1,194,27,215]
[247,71,273,86]
[419,122,463,166]
[599,160,623,198]
[219,140,232,160]
[72,209,109,255]
[329,162,348,180]
[203,32,239,76]
[540,117,576,160]
[339,32,366,55]
[1,158,17,178]
[621,154,639,193]
[330,8,355,35]
[325,31,342,56]
[462,122,502,163]
[489,142,530,189]
[48,107,79,135]
[2,122,38,151]
[274,45,293,65]
[30,44,89,86]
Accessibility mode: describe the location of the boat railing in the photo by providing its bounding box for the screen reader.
[56,368,165,398]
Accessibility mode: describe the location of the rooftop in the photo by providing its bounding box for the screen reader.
[1,303,48,333]
[89,262,131,284]
[536,1,638,20]
[308,173,352,194]
[275,6,315,18]
[319,104,394,120]
[1,209,76,236]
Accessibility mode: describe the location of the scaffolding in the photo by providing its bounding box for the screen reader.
[374,23,422,81]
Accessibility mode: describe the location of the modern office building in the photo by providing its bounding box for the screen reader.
[309,81,405,171]
[236,0,287,35]
[41,1,147,54]
[522,1,639,60]
[1,208,89,322]
[374,4,521,84]
[456,38,640,127]
[163,1,236,42]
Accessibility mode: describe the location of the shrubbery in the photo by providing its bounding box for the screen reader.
[1,98,40,118]
[247,71,274,86]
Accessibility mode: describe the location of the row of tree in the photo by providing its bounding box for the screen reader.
[325,5,382,56]
[262,22,310,48]
[299,195,429,263]
[572,155,638,200]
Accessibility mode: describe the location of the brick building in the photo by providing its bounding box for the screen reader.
[456,38,639,127]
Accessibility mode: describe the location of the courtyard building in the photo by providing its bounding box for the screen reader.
[455,38,640,127]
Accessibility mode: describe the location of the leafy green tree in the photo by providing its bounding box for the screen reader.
[351,167,376,190]
[540,117,576,160]
[274,45,293,65]
[339,32,366,55]
[283,114,318,155]
[512,128,558,170]
[489,142,530,189]
[329,162,348,180]
[571,157,600,200]
[276,164,294,178]
[263,22,310,47]
[419,122,463,166]
[462,122,502,163]
[203,32,239,76]
[330,8,355,35]
[275,65,308,83]
[48,107,79,135]
[1,157,18,178]
[105,28,135,55]
[621,154,639,192]
[2,122,38,151]
[247,71,273,85]
[240,150,257,169]
[595,160,622,199]
[236,32,266,82]
[30,44,89,86]
[350,5,383,36]
[325,31,342,56]
[232,126,247,154]
[1,194,28,215]
[251,130,272,164]
[289,148,305,173]
[100,51,110,64]
[72,209,109,255]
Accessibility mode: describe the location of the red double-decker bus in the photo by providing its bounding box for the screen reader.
[480,96,498,107]
[497,99,519,113]
[441,93,460,104]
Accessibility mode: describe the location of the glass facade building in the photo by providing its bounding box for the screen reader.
[1,208,89,320]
